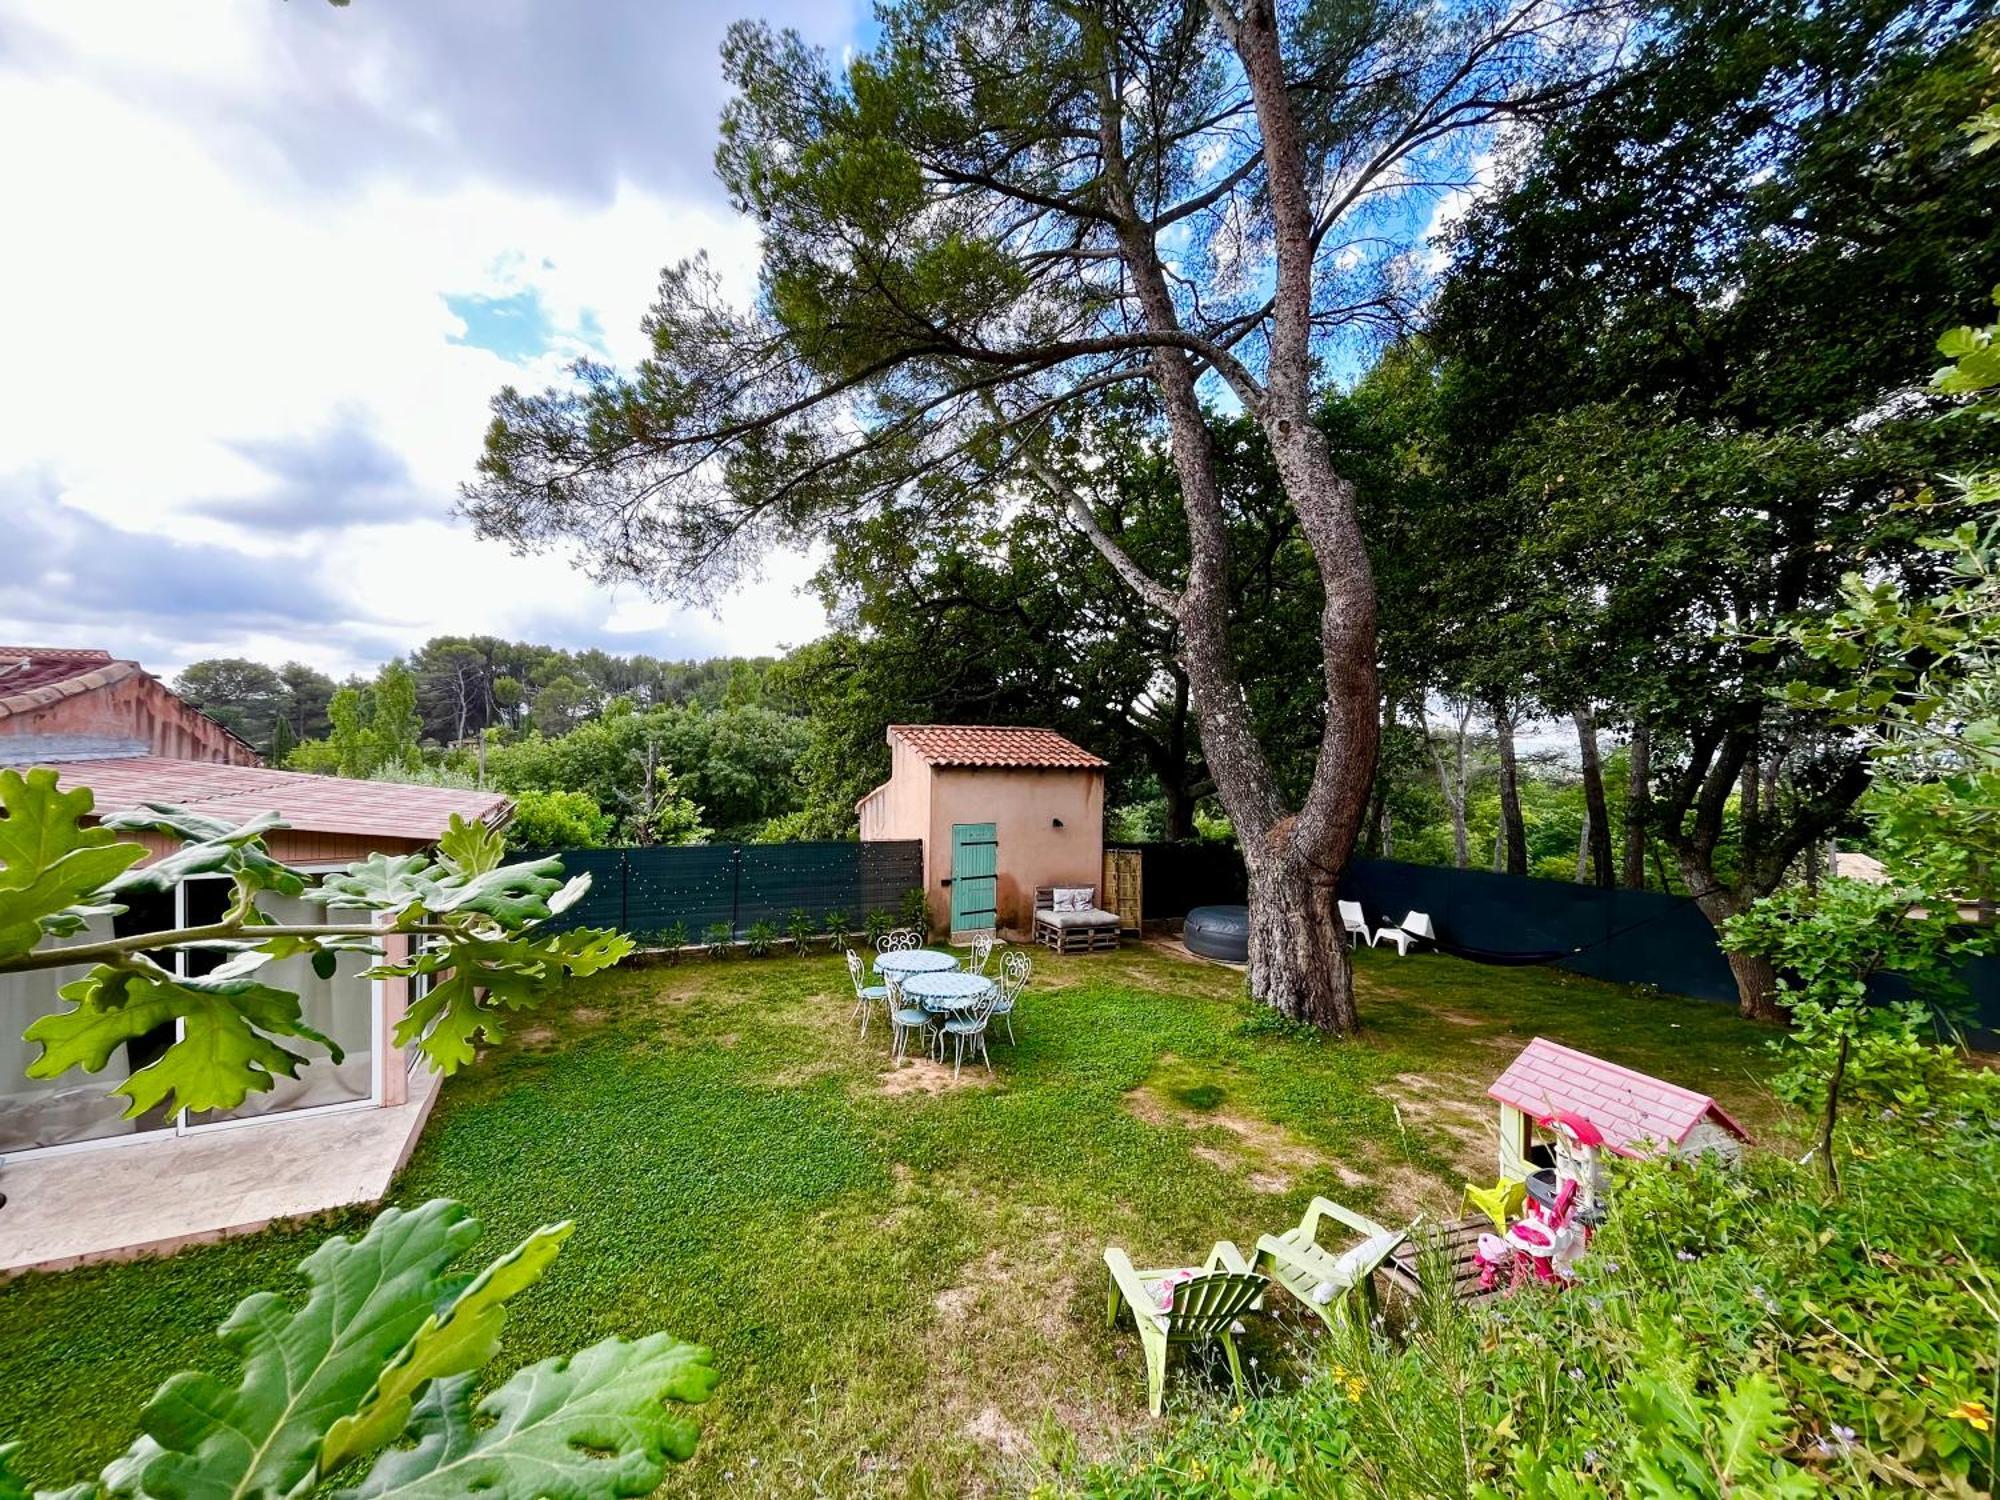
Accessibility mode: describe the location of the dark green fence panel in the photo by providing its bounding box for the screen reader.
[518,840,924,941]
[1119,843,1996,1031]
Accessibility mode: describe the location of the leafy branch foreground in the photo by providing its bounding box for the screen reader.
[0,1200,717,1500]
[0,767,633,1117]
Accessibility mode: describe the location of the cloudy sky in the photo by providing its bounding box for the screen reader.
[0,0,864,680]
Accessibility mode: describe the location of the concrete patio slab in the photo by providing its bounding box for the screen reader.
[0,1067,439,1276]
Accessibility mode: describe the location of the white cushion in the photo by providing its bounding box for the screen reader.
[1043,907,1120,929]
[1053,886,1093,911]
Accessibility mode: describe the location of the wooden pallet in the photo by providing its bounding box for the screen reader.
[1380,1216,1501,1305]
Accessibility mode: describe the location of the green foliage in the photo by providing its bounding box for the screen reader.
[1,779,631,1117]
[702,921,734,957]
[820,908,850,946]
[0,769,145,961]
[503,788,613,851]
[743,919,777,957]
[1076,1084,2000,1498]
[785,907,816,954]
[0,946,1771,1496]
[0,1200,715,1498]
[655,918,690,959]
[862,910,893,947]
[895,887,928,938]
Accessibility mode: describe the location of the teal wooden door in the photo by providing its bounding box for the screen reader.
[949,823,998,932]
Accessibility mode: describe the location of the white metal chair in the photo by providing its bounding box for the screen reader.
[1338,900,1371,947]
[940,985,1001,1080]
[988,949,1029,1044]
[888,976,935,1062]
[1371,911,1435,956]
[966,932,1001,975]
[878,928,923,953]
[846,949,890,1039]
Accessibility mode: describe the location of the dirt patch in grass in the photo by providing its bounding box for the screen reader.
[515,1025,558,1048]
[570,1006,607,1024]
[1126,1073,1328,1195]
[877,1058,992,1097]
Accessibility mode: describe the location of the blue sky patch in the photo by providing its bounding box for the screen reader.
[444,289,557,360]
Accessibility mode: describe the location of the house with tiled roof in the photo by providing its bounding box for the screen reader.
[1488,1037,1751,1181]
[857,725,1107,937]
[0,646,259,766]
[0,648,513,1269]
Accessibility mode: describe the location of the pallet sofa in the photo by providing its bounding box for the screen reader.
[1032,884,1122,953]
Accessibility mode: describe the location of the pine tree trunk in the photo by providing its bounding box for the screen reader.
[1494,699,1526,876]
[1573,706,1614,887]
[1245,859,1359,1032]
[1363,696,1395,858]
[1621,717,1650,890]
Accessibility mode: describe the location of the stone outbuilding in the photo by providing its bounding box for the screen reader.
[856,725,1106,939]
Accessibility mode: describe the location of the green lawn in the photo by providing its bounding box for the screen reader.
[0,943,1782,1496]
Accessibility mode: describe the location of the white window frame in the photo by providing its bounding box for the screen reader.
[6,867,384,1160]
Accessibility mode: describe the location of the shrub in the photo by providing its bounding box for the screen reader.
[896,886,929,938]
[656,918,690,961]
[863,910,894,946]
[821,909,851,947]
[703,921,734,958]
[504,788,614,850]
[744,919,778,957]
[786,908,817,954]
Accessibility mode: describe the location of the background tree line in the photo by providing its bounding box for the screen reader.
[175,0,1998,1025]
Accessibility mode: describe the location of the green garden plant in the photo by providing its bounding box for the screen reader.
[0,1199,716,1498]
[657,918,691,961]
[703,921,735,958]
[744,919,778,957]
[896,887,929,940]
[0,771,631,1116]
[863,910,894,947]
[820,909,850,949]
[785,907,816,955]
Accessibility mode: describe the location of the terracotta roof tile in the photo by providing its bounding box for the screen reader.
[1487,1036,1752,1160]
[0,648,141,717]
[890,724,1107,769]
[43,757,510,844]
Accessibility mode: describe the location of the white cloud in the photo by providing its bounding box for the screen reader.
[0,0,852,679]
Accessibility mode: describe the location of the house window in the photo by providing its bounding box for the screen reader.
[0,875,379,1157]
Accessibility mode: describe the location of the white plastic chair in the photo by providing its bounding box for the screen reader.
[1371,911,1435,956]
[1338,900,1371,947]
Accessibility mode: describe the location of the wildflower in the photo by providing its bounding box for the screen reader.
[1567,1367,1584,1382]
[1951,1399,1994,1433]
[1344,1375,1367,1401]
[1604,1260,1620,1274]
[1676,1250,1697,1262]
[1229,1404,1245,1424]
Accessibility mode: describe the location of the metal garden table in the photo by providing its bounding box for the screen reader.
[899,968,997,1016]
[872,948,959,982]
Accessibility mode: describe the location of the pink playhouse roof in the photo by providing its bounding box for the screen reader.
[1488,1037,1751,1159]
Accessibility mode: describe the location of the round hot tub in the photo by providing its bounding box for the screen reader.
[1183,904,1250,963]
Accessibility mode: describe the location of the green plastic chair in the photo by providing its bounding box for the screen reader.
[1104,1241,1267,1416]
[1252,1197,1411,1334]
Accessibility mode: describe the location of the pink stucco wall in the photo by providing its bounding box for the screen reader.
[858,743,1105,934]
[925,765,1103,933]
